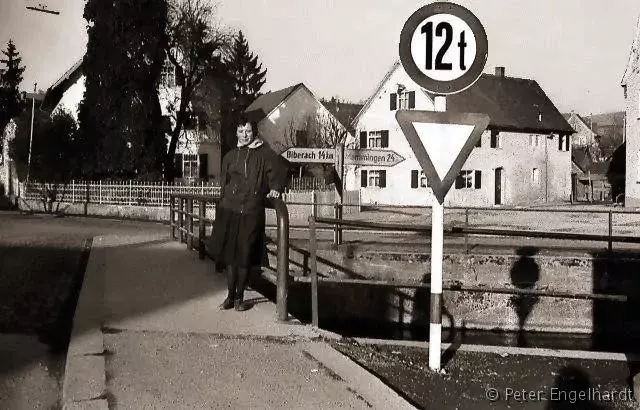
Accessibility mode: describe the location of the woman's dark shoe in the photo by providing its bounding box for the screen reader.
[234,299,250,311]
[219,297,234,310]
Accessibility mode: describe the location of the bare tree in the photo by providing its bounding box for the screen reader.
[163,0,232,181]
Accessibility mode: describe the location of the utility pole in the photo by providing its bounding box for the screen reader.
[26,83,37,184]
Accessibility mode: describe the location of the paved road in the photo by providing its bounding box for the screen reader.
[0,212,167,409]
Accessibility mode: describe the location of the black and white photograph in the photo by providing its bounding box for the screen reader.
[1,0,640,408]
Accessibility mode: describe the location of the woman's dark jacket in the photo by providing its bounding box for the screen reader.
[218,138,288,214]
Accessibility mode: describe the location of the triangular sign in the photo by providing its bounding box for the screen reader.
[395,110,490,204]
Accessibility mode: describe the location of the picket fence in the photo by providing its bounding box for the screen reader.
[23,180,361,213]
[24,181,221,207]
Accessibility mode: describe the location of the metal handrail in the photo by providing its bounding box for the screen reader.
[169,194,291,322]
[306,215,635,328]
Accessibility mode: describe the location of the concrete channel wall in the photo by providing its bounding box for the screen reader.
[270,245,640,336]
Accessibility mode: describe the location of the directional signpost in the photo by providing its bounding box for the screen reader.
[281,147,405,167]
[398,2,489,372]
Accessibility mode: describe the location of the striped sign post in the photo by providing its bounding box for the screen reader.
[398,2,489,372]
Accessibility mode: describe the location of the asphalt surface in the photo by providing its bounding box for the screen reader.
[103,331,373,409]
[0,212,166,410]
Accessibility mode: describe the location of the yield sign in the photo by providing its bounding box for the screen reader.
[395,110,490,204]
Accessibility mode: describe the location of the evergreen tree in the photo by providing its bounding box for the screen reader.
[78,0,168,180]
[0,39,26,132]
[223,30,267,152]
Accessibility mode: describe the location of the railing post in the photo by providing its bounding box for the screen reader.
[179,198,185,243]
[161,181,165,206]
[275,199,290,322]
[71,180,75,204]
[465,208,469,254]
[198,199,206,259]
[333,203,339,246]
[309,215,319,327]
[338,204,343,245]
[99,180,102,204]
[311,190,316,219]
[608,210,613,254]
[170,195,176,239]
[129,180,133,206]
[187,199,194,250]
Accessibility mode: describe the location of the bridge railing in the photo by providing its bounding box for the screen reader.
[169,194,291,321]
[305,215,638,328]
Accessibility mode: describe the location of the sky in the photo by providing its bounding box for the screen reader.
[1,0,639,115]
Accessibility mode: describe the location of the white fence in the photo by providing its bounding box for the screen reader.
[23,181,361,214]
[282,190,361,216]
[24,181,221,207]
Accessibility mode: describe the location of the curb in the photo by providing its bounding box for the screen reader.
[302,341,417,409]
[351,337,640,362]
[62,236,107,409]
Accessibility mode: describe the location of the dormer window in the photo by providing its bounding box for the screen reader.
[390,91,415,110]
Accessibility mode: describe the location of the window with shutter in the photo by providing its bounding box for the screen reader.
[379,170,386,188]
[381,130,389,148]
[390,93,397,111]
[558,135,563,151]
[490,131,500,148]
[564,135,570,152]
[361,170,368,187]
[411,170,418,188]
[409,91,415,109]
[174,154,183,178]
[359,131,367,148]
[455,174,464,189]
[474,170,481,189]
[199,154,208,179]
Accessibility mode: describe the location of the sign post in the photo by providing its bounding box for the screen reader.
[398,1,489,372]
[282,146,406,246]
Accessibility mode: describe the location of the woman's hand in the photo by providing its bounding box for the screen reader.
[266,189,280,199]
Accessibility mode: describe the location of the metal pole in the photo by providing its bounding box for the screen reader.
[429,95,446,372]
[199,200,206,259]
[430,200,444,371]
[608,211,613,253]
[464,208,469,254]
[275,199,290,322]
[333,203,339,246]
[179,198,185,243]
[187,199,194,250]
[170,195,176,239]
[309,215,319,327]
[26,84,36,184]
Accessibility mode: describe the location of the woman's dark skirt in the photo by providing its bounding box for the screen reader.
[208,206,267,268]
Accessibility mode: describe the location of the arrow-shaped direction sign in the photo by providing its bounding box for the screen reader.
[344,149,405,166]
[282,147,405,167]
[395,110,490,204]
[281,147,335,163]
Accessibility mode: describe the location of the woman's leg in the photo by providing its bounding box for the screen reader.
[234,266,250,311]
[219,264,237,310]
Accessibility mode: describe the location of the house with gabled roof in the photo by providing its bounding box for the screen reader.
[244,83,356,151]
[350,62,574,207]
[39,56,222,183]
[244,83,357,186]
[563,112,600,153]
[622,14,640,208]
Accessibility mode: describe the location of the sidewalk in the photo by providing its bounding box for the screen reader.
[62,232,415,409]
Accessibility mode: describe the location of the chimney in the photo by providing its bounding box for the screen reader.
[495,67,505,77]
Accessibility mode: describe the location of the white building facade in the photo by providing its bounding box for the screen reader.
[350,62,574,207]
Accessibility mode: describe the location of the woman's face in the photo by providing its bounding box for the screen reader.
[236,123,254,146]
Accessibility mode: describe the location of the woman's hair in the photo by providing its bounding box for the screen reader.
[235,114,259,135]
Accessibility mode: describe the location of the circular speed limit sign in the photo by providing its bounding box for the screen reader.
[399,2,488,95]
